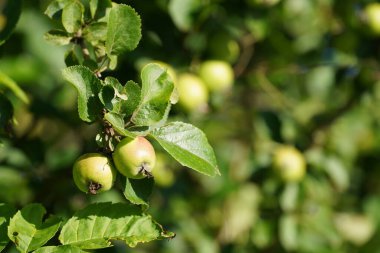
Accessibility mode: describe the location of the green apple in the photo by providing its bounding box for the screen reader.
[365,3,380,35]
[208,33,240,63]
[73,153,116,194]
[273,146,306,182]
[151,153,175,187]
[113,136,156,179]
[177,73,209,111]
[334,213,375,246]
[198,60,234,92]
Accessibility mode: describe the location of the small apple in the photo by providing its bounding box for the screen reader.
[208,33,240,63]
[73,153,116,194]
[113,136,156,179]
[151,153,175,187]
[177,73,209,111]
[272,146,306,182]
[334,213,375,246]
[364,3,380,35]
[198,60,234,92]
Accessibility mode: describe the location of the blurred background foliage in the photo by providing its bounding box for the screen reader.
[2,0,380,252]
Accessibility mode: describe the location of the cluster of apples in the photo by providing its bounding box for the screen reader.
[176,60,235,112]
[73,136,156,194]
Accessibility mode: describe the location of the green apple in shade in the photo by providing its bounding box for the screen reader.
[365,3,380,35]
[208,33,240,63]
[73,153,117,194]
[273,146,306,182]
[113,136,156,179]
[177,73,209,111]
[198,60,234,92]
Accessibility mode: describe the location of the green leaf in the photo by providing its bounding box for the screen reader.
[123,177,154,209]
[44,29,72,45]
[150,122,219,176]
[0,71,29,104]
[44,0,67,19]
[131,64,174,126]
[8,204,62,253]
[99,85,117,111]
[89,0,112,20]
[34,245,87,253]
[62,0,84,33]
[168,0,200,32]
[104,112,136,138]
[83,22,107,42]
[123,80,141,117]
[279,214,298,251]
[0,0,21,45]
[62,66,103,122]
[0,203,17,251]
[59,202,175,249]
[100,77,130,115]
[106,4,142,56]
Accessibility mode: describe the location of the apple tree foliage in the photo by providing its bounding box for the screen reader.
[0,0,219,252]
[2,0,380,253]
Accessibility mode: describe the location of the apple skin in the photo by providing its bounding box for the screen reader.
[73,153,116,194]
[365,3,380,35]
[113,136,156,179]
[177,73,209,111]
[272,146,306,182]
[198,60,234,92]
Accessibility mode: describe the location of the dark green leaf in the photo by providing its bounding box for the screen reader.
[150,122,219,176]
[99,85,116,111]
[64,49,80,67]
[62,0,84,33]
[89,0,112,20]
[0,0,21,45]
[44,29,72,45]
[0,94,13,130]
[106,4,141,56]
[104,112,135,138]
[123,177,154,209]
[0,203,16,251]
[59,202,175,249]
[100,77,129,114]
[131,64,174,126]
[62,66,103,122]
[8,204,62,253]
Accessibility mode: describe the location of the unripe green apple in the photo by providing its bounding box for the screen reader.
[208,33,240,63]
[273,146,306,182]
[334,213,375,246]
[113,136,156,179]
[177,73,209,111]
[151,153,174,187]
[198,60,234,92]
[73,153,116,194]
[364,3,380,35]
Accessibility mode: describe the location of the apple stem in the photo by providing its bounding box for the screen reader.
[139,163,153,178]
[88,181,102,194]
